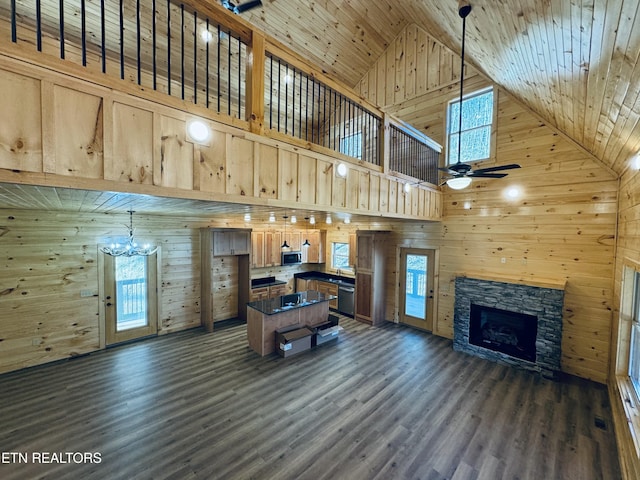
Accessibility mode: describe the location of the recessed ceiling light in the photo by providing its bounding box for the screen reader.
[336,163,347,177]
[325,215,332,224]
[269,213,276,222]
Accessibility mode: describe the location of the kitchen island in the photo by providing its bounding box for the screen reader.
[247,290,336,356]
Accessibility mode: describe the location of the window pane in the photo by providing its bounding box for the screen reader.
[629,271,640,398]
[447,89,493,164]
[630,325,640,394]
[332,242,350,269]
[340,133,363,159]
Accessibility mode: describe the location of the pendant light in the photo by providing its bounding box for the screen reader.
[281,215,290,249]
[303,217,311,247]
[100,210,157,257]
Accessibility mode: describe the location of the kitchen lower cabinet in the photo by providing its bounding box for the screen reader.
[316,281,338,310]
[296,278,318,292]
[250,287,270,302]
[250,283,287,302]
[269,283,287,298]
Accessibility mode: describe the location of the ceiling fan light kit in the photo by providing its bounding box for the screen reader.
[439,1,521,190]
[447,177,473,190]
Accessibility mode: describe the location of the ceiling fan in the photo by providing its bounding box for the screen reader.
[221,0,262,14]
[440,1,520,190]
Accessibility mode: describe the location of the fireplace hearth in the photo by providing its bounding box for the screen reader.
[454,276,564,377]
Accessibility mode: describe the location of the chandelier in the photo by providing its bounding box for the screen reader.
[100,210,157,257]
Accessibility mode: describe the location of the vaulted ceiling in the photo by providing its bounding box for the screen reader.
[240,0,640,176]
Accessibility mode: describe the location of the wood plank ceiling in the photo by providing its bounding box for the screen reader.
[240,0,640,176]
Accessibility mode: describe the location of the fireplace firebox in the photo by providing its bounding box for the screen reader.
[469,304,537,362]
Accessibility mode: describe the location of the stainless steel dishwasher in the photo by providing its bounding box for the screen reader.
[337,285,355,316]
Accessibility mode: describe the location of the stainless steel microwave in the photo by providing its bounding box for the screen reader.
[281,251,302,265]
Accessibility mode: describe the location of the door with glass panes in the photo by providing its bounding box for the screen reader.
[399,248,436,331]
[104,253,158,345]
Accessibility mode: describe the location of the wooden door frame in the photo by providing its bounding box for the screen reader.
[98,246,162,348]
[395,247,439,332]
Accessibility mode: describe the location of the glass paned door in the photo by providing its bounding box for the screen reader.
[115,256,148,331]
[104,253,158,345]
[405,254,428,319]
[400,248,436,331]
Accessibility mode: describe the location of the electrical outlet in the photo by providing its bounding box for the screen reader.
[501,257,506,264]
[80,289,93,297]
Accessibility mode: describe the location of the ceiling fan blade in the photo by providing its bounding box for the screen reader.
[468,172,508,178]
[438,167,461,175]
[472,163,521,174]
[234,0,262,13]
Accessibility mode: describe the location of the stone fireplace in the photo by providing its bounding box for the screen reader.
[454,275,565,377]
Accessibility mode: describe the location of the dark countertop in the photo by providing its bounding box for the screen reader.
[247,290,336,315]
[251,276,287,289]
[294,271,355,287]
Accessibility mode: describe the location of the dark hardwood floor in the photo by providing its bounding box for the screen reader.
[0,317,620,480]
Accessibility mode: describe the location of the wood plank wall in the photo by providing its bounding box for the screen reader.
[353,23,618,384]
[0,211,340,374]
[0,54,441,223]
[354,23,463,108]
[609,169,640,479]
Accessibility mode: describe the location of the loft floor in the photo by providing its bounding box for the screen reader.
[0,317,620,479]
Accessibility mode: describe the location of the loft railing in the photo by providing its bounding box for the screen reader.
[264,52,382,167]
[3,0,439,186]
[389,123,441,186]
[6,0,248,119]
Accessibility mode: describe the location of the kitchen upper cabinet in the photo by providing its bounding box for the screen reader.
[355,231,389,326]
[348,233,357,267]
[251,231,265,268]
[265,231,282,266]
[301,230,326,264]
[283,232,302,251]
[213,229,251,256]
